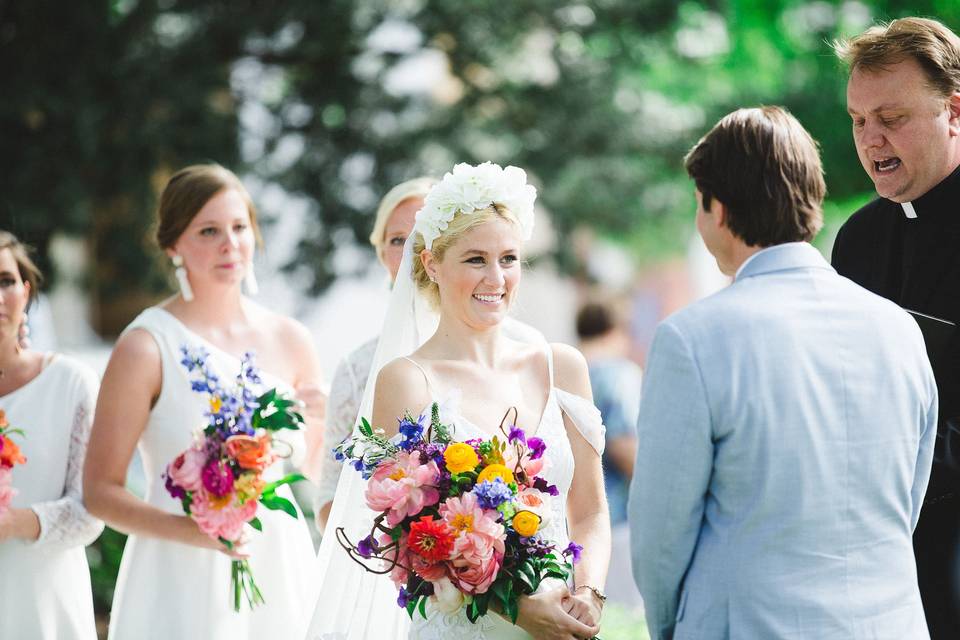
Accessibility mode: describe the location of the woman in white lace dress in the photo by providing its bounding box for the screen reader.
[315,177,434,530]
[83,165,325,640]
[307,163,611,640]
[0,231,103,640]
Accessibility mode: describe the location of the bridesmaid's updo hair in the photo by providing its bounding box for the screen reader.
[0,230,43,307]
[155,164,262,250]
[412,203,520,309]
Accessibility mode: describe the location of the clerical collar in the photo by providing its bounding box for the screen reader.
[896,163,960,220]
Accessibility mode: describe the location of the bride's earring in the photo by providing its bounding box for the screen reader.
[244,264,259,295]
[171,254,194,301]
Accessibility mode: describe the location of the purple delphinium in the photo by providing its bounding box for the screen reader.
[357,534,380,559]
[532,476,560,497]
[563,541,583,564]
[527,437,546,460]
[398,414,426,450]
[397,587,411,608]
[201,459,235,496]
[507,425,526,445]
[519,534,553,558]
[472,478,514,510]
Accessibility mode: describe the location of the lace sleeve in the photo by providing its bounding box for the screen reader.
[314,353,368,510]
[30,369,104,549]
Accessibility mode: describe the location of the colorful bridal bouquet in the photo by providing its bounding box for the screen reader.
[0,409,26,516]
[335,405,584,626]
[164,346,306,611]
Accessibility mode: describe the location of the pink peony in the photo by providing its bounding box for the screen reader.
[441,492,505,566]
[167,447,207,492]
[365,451,440,527]
[449,548,502,595]
[190,489,257,541]
[381,531,412,589]
[0,467,15,514]
[201,458,235,497]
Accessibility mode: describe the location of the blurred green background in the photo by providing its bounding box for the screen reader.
[3,1,958,637]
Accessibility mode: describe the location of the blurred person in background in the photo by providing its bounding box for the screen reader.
[83,164,325,640]
[313,176,435,531]
[576,300,644,609]
[0,230,103,640]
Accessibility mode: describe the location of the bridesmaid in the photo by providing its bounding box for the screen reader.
[83,164,325,639]
[313,177,434,530]
[0,230,103,640]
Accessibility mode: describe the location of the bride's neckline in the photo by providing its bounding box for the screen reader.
[436,385,557,442]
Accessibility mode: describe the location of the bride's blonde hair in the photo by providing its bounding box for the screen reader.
[412,203,521,309]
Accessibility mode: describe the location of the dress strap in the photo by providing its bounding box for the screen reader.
[544,343,555,388]
[402,356,436,396]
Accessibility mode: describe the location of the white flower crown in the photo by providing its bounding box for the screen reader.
[413,162,537,250]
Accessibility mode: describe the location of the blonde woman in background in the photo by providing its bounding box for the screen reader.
[314,177,435,531]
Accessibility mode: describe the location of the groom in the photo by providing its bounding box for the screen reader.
[628,106,938,639]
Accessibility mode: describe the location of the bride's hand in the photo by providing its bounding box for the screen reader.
[295,381,328,480]
[515,588,600,639]
[562,590,602,628]
[183,517,250,559]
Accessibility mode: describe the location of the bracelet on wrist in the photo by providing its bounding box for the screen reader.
[573,584,607,606]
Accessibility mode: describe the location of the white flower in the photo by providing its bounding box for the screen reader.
[414,162,536,250]
[431,577,465,613]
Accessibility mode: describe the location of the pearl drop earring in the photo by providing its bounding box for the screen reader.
[171,254,194,301]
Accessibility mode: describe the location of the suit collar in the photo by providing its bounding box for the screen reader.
[734,242,832,281]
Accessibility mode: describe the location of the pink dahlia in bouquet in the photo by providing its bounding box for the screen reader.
[164,346,306,611]
[0,409,26,517]
[336,405,585,627]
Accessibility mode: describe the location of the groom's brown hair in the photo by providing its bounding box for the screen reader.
[684,106,825,246]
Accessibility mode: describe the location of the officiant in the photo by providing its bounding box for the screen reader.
[832,17,960,637]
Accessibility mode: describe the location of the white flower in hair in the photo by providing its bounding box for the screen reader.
[415,161,537,250]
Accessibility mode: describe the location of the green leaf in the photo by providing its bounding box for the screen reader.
[248,517,263,532]
[504,595,519,624]
[259,494,298,518]
[261,473,307,494]
[359,417,373,437]
[417,595,428,620]
[406,595,418,619]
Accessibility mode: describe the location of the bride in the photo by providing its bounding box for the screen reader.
[307,163,610,639]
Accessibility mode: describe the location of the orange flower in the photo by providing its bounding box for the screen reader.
[225,434,274,472]
[0,435,26,469]
[0,409,8,428]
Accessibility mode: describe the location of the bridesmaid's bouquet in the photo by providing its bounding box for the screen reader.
[164,346,306,611]
[336,405,583,626]
[0,409,26,516]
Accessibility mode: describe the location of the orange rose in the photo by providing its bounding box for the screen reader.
[0,435,26,469]
[225,434,274,472]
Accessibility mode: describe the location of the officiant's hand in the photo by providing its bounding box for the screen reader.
[515,588,601,639]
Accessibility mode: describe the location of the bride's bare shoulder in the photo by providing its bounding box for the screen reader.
[373,357,432,434]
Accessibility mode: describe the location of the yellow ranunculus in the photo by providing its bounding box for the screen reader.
[476,463,514,486]
[444,443,480,474]
[209,395,223,414]
[512,510,540,537]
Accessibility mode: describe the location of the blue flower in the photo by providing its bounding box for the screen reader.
[397,587,411,608]
[507,425,526,445]
[398,414,426,450]
[472,478,514,509]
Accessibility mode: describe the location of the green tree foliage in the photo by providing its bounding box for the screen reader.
[2,0,959,316]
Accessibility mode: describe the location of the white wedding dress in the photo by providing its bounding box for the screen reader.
[309,347,604,640]
[0,355,103,640]
[107,308,317,640]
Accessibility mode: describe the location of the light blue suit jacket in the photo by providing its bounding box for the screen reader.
[628,242,937,640]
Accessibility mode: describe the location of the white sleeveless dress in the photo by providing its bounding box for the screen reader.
[404,349,604,640]
[107,307,317,640]
[0,355,103,640]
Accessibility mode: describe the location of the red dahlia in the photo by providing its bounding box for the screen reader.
[407,515,455,563]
